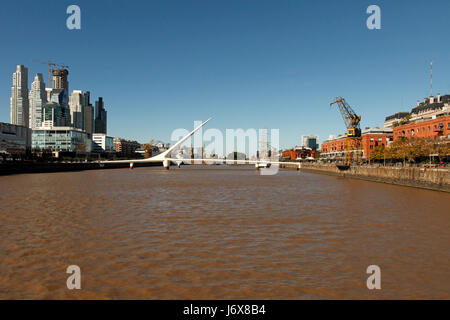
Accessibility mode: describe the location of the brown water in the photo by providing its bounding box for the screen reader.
[0,166,449,299]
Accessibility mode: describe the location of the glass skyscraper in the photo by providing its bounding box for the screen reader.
[94,97,107,134]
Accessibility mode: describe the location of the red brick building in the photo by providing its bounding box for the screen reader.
[282,147,315,160]
[393,115,450,141]
[321,128,393,161]
[113,137,140,157]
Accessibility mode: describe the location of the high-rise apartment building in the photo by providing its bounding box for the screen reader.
[52,68,69,91]
[94,97,107,134]
[28,73,47,129]
[10,65,29,127]
[69,90,85,130]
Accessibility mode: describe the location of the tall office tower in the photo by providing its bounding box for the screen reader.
[29,73,47,129]
[83,91,90,107]
[94,97,107,134]
[69,90,85,130]
[83,91,94,134]
[52,68,69,91]
[10,65,29,127]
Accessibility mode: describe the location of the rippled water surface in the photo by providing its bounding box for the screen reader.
[0,166,449,299]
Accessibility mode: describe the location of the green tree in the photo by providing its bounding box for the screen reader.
[370,145,385,162]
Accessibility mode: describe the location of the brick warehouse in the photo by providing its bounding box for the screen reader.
[321,127,393,161]
[393,115,450,140]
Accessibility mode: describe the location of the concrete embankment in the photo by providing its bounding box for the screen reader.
[0,161,161,176]
[299,164,450,192]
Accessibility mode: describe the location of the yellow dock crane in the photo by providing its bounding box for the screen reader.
[330,97,362,166]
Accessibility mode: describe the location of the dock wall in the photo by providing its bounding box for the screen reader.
[299,164,450,192]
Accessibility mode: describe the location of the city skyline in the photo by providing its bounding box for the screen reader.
[1,1,450,148]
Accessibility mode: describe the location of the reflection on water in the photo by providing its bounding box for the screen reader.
[0,166,449,299]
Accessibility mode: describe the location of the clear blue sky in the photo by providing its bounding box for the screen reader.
[1,0,449,148]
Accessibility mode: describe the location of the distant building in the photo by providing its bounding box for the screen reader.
[0,122,32,155]
[385,93,450,141]
[282,146,315,161]
[39,75,71,128]
[32,127,91,153]
[49,88,69,106]
[28,73,47,129]
[41,102,71,128]
[384,112,410,128]
[69,90,85,130]
[94,97,107,134]
[10,65,29,128]
[113,138,140,157]
[301,135,319,151]
[92,133,114,153]
[409,94,450,122]
[45,88,52,102]
[52,68,69,92]
[83,91,94,135]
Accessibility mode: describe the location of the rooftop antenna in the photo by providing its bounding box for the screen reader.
[430,60,433,97]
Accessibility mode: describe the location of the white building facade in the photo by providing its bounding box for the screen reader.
[92,133,115,153]
[10,65,29,128]
[69,90,85,130]
[28,73,47,129]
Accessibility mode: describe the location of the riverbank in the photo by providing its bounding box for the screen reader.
[0,161,161,176]
[300,163,450,193]
[2,161,449,192]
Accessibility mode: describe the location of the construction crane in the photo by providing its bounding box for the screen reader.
[330,97,362,166]
[32,60,70,88]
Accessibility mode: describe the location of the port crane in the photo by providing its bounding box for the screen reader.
[32,60,70,88]
[330,97,362,166]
